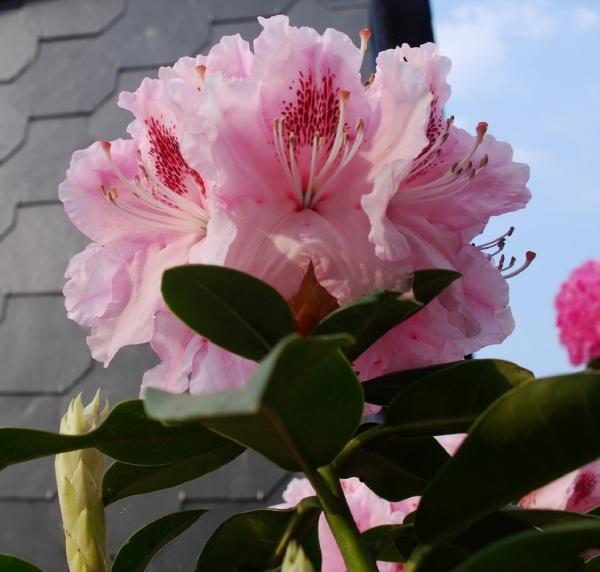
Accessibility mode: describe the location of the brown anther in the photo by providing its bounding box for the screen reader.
[195,65,206,81]
[338,90,350,104]
[497,254,506,270]
[313,131,320,140]
[319,136,326,147]
[136,149,142,161]
[363,73,375,88]
[343,133,350,145]
[100,183,106,196]
[273,118,279,130]
[355,117,364,131]
[507,226,515,236]
[139,165,149,180]
[479,154,489,169]
[451,161,459,173]
[111,186,118,199]
[289,132,296,149]
[469,167,476,179]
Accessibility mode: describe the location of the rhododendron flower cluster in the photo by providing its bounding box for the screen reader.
[555,259,600,366]
[59,16,530,396]
[275,477,418,572]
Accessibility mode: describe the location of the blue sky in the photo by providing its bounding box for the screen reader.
[429,0,600,377]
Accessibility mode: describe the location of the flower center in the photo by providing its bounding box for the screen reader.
[100,133,209,234]
[273,88,365,210]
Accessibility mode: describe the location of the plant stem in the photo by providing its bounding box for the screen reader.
[303,463,379,572]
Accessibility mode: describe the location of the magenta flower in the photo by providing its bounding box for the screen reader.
[61,16,531,395]
[274,477,416,572]
[555,259,600,366]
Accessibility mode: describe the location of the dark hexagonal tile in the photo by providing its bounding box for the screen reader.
[21,0,126,39]
[0,117,93,203]
[181,449,289,502]
[8,38,117,117]
[99,0,211,69]
[0,86,28,164]
[0,8,38,82]
[89,68,157,143]
[0,499,67,572]
[0,204,90,294]
[0,295,91,393]
[207,0,293,21]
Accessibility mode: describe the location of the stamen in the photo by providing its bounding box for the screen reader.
[477,227,515,250]
[363,73,375,88]
[497,254,506,270]
[100,141,208,233]
[359,29,371,54]
[486,238,506,258]
[503,251,536,279]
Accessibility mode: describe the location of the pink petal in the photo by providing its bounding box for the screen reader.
[141,312,203,394]
[64,243,125,327]
[88,238,195,365]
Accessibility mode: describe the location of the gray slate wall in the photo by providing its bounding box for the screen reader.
[0,0,370,569]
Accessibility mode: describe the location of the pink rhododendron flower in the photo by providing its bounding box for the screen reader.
[555,259,600,366]
[61,16,531,395]
[275,477,417,572]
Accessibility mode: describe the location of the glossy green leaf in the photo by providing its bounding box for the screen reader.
[195,497,322,572]
[586,556,600,570]
[103,442,245,505]
[0,554,44,571]
[334,427,449,501]
[384,359,534,435]
[415,373,600,547]
[500,507,600,528]
[0,400,236,470]
[311,269,461,363]
[448,521,600,572]
[111,510,207,572]
[364,512,532,571]
[162,265,294,361]
[311,290,422,362]
[145,334,363,471]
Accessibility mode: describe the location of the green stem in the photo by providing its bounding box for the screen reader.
[303,463,379,572]
[403,544,433,572]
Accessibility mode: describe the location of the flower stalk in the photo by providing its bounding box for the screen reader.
[55,391,110,572]
[303,463,378,572]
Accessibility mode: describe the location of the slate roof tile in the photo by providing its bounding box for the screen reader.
[89,68,158,142]
[21,0,126,40]
[0,500,67,572]
[207,0,293,21]
[0,204,90,293]
[181,449,289,501]
[0,8,38,82]
[0,295,91,393]
[99,0,211,68]
[0,117,93,203]
[8,38,118,117]
[0,87,28,164]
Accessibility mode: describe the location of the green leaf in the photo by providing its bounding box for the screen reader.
[411,269,462,305]
[145,334,364,471]
[415,373,600,547]
[384,359,535,436]
[111,510,207,572]
[311,269,461,363]
[364,511,533,571]
[448,521,600,572]
[500,507,600,528]
[195,497,322,572]
[586,556,600,570]
[0,400,234,470]
[0,554,44,571]
[334,427,450,501]
[311,290,422,362]
[102,442,245,505]
[362,525,407,563]
[162,265,294,361]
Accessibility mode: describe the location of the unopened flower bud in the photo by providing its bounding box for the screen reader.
[282,541,315,572]
[55,391,110,572]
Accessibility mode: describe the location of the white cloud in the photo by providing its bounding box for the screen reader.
[433,0,558,94]
[573,7,600,30]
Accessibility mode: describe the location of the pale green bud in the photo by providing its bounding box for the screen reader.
[55,391,110,572]
[282,541,315,572]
